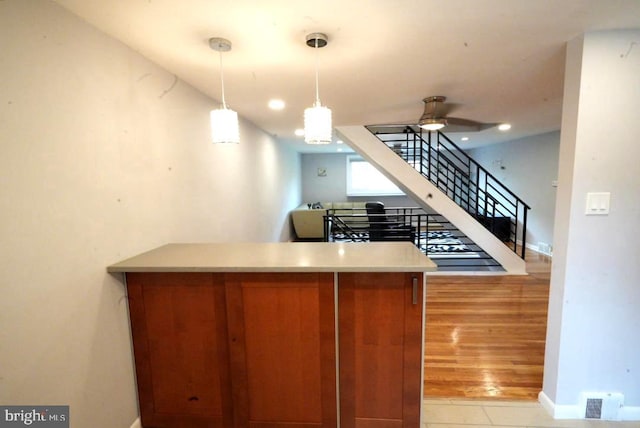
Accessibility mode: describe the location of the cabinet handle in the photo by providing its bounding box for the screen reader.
[412,276,418,305]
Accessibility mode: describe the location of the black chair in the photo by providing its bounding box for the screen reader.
[365,202,416,242]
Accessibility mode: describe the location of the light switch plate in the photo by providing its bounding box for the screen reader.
[585,192,610,215]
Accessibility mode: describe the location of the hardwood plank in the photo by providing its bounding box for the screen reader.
[423,251,551,400]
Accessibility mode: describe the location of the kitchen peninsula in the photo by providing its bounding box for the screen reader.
[108,242,436,428]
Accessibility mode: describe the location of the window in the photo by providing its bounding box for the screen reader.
[346,156,404,196]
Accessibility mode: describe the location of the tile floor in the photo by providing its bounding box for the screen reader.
[423,399,640,428]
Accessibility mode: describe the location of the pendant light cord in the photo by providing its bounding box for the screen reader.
[314,37,320,106]
[219,50,227,109]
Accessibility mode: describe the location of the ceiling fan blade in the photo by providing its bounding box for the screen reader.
[444,117,498,133]
[366,123,420,135]
[440,102,462,116]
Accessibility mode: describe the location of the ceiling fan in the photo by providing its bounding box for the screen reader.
[370,96,498,134]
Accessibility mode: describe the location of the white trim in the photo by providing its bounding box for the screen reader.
[538,391,582,419]
[538,391,555,417]
[129,417,141,428]
[538,391,640,421]
[524,241,553,257]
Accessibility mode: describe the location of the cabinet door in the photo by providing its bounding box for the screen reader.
[225,272,337,428]
[338,272,424,428]
[127,273,233,428]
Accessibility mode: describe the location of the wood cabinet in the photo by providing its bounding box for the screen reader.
[338,272,423,428]
[125,269,425,428]
[224,273,337,428]
[127,273,233,427]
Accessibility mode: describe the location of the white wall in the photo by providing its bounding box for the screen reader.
[468,131,560,252]
[542,30,640,419]
[0,1,300,427]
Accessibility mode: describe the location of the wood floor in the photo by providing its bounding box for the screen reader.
[424,250,552,400]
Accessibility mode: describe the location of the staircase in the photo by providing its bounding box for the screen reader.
[325,206,504,271]
[335,125,530,274]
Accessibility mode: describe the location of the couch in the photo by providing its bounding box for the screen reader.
[290,202,368,239]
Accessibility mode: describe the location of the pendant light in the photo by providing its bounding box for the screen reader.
[209,37,239,144]
[304,33,332,144]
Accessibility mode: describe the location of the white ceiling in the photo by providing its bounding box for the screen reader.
[54,0,640,153]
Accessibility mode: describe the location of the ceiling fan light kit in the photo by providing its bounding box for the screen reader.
[419,117,447,131]
[418,96,448,131]
[368,95,500,136]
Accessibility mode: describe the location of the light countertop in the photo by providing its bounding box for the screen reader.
[107,242,436,273]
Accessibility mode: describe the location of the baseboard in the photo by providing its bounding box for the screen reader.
[620,406,640,420]
[539,391,591,419]
[130,418,141,428]
[538,391,582,419]
[538,391,554,416]
[539,391,640,421]
[525,242,553,257]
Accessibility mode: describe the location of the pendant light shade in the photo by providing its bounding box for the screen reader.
[209,37,239,144]
[304,33,332,145]
[304,102,332,144]
[210,108,239,143]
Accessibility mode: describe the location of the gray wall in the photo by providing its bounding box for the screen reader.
[468,131,560,252]
[0,1,300,427]
[301,152,419,207]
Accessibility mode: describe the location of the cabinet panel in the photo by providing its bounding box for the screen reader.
[225,273,337,428]
[127,273,233,428]
[338,272,423,428]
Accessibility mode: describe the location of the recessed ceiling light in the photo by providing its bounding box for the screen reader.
[336,139,343,144]
[461,137,469,141]
[498,123,512,131]
[294,128,305,137]
[268,99,285,110]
